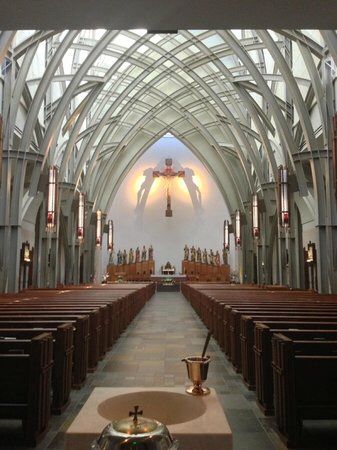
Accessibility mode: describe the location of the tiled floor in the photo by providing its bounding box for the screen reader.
[2,292,337,449]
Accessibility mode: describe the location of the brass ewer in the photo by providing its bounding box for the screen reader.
[181,356,210,395]
[182,332,212,396]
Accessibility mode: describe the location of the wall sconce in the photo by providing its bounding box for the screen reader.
[306,241,316,263]
[279,165,289,228]
[96,209,102,247]
[224,219,230,251]
[22,241,31,263]
[77,192,85,242]
[46,165,57,231]
[252,193,259,238]
[108,220,113,252]
[235,210,241,247]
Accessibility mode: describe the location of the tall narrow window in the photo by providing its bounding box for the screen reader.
[252,193,259,238]
[108,220,113,252]
[78,193,85,242]
[279,166,289,227]
[46,166,57,231]
[235,210,241,247]
[224,220,230,251]
[96,209,102,247]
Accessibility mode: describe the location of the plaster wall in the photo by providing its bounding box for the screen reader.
[105,136,235,274]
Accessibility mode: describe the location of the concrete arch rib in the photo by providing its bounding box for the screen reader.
[81,84,251,203]
[4,42,38,151]
[68,32,261,195]
[94,129,241,215]
[40,31,117,162]
[19,30,79,154]
[0,31,15,65]
[219,30,308,195]
[90,107,245,212]
[74,68,254,197]
[321,31,337,67]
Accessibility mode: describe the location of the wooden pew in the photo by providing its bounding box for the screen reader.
[0,324,73,414]
[254,323,337,415]
[240,313,337,388]
[0,332,53,446]
[272,333,337,447]
[0,317,89,388]
[0,310,99,371]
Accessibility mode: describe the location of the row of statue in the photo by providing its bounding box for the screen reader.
[183,245,223,266]
[116,245,154,265]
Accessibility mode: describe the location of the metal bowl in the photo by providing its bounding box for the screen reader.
[90,405,179,450]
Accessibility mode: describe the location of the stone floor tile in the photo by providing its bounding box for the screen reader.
[4,291,334,450]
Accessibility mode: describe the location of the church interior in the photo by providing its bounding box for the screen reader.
[1,2,337,449]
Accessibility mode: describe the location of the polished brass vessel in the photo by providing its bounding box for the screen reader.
[91,405,179,449]
[181,356,210,395]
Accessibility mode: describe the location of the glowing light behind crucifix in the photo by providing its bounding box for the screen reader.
[153,158,185,216]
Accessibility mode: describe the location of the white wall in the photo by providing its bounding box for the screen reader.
[105,136,235,274]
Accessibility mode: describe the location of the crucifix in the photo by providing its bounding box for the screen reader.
[153,158,185,217]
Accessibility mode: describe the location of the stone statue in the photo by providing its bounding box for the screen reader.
[117,250,122,265]
[184,244,189,261]
[123,249,127,264]
[209,249,214,265]
[128,248,134,264]
[190,245,196,262]
[141,245,147,261]
[215,250,221,266]
[196,247,202,263]
[135,246,140,263]
[202,248,208,264]
[148,244,154,261]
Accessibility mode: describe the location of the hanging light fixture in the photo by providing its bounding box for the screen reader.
[22,241,31,263]
[279,165,289,228]
[306,241,316,263]
[96,209,102,247]
[235,210,241,247]
[77,192,85,242]
[46,165,57,231]
[224,220,230,251]
[252,193,259,238]
[108,220,113,252]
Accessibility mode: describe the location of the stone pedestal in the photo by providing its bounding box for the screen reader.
[66,387,232,450]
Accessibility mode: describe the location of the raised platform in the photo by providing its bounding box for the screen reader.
[151,274,187,282]
[66,387,232,450]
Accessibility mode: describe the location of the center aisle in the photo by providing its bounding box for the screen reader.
[39,291,283,450]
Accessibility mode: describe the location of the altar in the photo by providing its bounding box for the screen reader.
[161,261,176,275]
[162,268,175,275]
[150,274,187,292]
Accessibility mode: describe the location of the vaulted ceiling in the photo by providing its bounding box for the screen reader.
[1,29,336,215]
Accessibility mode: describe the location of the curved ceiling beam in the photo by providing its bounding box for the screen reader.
[320,31,337,67]
[96,128,243,215]
[89,100,247,209]
[220,30,309,195]
[19,30,79,154]
[72,33,264,196]
[37,31,117,169]
[0,31,15,65]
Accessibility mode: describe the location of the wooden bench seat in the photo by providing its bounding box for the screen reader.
[0,317,89,388]
[272,333,337,447]
[240,314,337,388]
[0,324,73,414]
[254,324,337,415]
[0,332,53,446]
[0,310,100,371]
